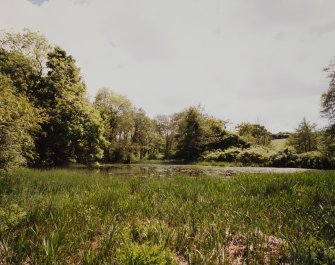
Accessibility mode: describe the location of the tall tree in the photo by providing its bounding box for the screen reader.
[132,109,157,159]
[94,88,135,162]
[36,47,105,166]
[175,107,206,160]
[287,118,318,153]
[320,58,335,157]
[322,57,335,123]
[154,115,175,158]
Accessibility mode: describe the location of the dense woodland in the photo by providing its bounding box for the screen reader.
[1,29,335,171]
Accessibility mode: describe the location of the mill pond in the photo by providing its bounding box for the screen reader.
[81,163,312,177]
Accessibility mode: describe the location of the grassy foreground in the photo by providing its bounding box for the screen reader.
[0,169,334,264]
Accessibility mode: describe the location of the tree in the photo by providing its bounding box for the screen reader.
[35,47,105,166]
[319,125,335,158]
[94,88,136,162]
[0,74,43,171]
[287,118,318,153]
[321,57,335,123]
[132,109,157,159]
[320,58,335,158]
[175,107,205,160]
[0,29,51,101]
[154,115,175,158]
[0,29,109,167]
[236,123,272,146]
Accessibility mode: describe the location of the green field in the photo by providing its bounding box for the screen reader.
[0,169,335,264]
[270,139,288,152]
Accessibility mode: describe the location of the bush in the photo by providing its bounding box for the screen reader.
[297,152,335,169]
[236,147,272,165]
[201,148,242,162]
[269,148,299,168]
[201,147,335,169]
[269,149,335,169]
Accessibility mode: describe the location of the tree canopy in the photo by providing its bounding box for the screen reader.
[1,28,335,170]
[236,123,272,146]
[0,30,105,167]
[287,118,318,153]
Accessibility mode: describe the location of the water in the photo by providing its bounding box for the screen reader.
[75,163,310,177]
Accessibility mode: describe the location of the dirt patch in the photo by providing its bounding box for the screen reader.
[174,254,188,265]
[225,232,286,265]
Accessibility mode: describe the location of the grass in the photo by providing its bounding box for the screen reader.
[270,139,288,152]
[0,169,334,264]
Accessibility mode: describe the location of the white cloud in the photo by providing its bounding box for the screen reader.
[1,0,334,132]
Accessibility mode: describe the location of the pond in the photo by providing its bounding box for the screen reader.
[76,163,310,177]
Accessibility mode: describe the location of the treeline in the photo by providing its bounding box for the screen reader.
[1,29,335,170]
[0,29,247,170]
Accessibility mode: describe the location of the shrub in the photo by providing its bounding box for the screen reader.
[236,147,272,165]
[269,148,299,167]
[297,152,335,169]
[201,148,242,162]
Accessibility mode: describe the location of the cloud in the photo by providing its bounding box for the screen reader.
[310,21,335,37]
[1,0,334,132]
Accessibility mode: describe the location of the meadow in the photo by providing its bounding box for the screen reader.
[0,169,334,264]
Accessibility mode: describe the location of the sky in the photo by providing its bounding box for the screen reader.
[1,0,335,132]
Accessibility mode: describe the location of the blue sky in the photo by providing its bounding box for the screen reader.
[28,0,47,6]
[2,0,335,132]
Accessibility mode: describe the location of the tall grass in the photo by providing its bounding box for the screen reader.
[0,169,334,264]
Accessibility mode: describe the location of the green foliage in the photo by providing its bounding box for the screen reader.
[0,30,105,168]
[119,242,177,265]
[154,115,175,159]
[94,88,161,162]
[35,47,105,166]
[202,147,273,166]
[318,125,335,158]
[268,149,335,169]
[119,221,177,265]
[132,109,159,160]
[0,74,43,171]
[0,204,27,232]
[236,122,272,146]
[202,145,335,169]
[0,169,334,264]
[296,152,335,169]
[201,147,241,162]
[269,148,299,167]
[174,107,248,161]
[0,29,51,99]
[236,147,273,165]
[175,106,205,160]
[287,118,318,153]
[270,138,288,151]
